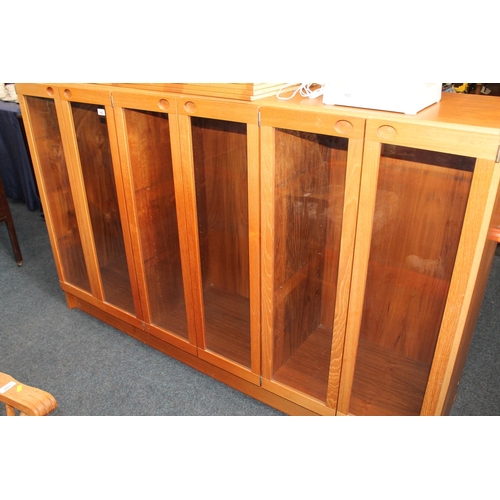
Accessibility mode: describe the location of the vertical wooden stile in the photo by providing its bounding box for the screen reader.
[326,136,364,410]
[169,109,201,348]
[247,123,261,376]
[176,112,207,350]
[260,125,276,381]
[336,139,382,415]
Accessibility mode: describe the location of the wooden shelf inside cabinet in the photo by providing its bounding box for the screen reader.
[349,338,431,416]
[202,287,251,368]
[99,256,136,313]
[272,325,332,402]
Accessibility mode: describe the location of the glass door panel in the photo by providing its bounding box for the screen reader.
[191,117,251,367]
[25,96,91,292]
[349,145,475,415]
[70,102,134,314]
[271,129,347,402]
[123,108,188,339]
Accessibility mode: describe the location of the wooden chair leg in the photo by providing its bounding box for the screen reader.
[5,404,16,416]
[0,175,23,266]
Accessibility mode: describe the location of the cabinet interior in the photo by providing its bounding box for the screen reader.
[270,129,347,402]
[192,117,251,368]
[25,96,91,293]
[123,108,189,338]
[350,145,475,415]
[71,102,135,314]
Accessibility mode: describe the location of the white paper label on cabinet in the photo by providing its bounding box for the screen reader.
[97,108,106,116]
[0,381,16,394]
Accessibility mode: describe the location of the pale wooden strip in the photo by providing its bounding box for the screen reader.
[145,323,198,356]
[58,84,113,105]
[364,118,499,160]
[169,109,200,348]
[261,379,336,416]
[260,125,276,381]
[175,113,207,349]
[247,123,262,376]
[177,96,259,124]
[260,106,366,139]
[111,90,178,114]
[16,83,60,99]
[487,178,500,242]
[326,136,364,409]
[198,350,260,385]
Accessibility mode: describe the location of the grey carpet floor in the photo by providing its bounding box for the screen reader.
[1,199,499,416]
[0,200,284,416]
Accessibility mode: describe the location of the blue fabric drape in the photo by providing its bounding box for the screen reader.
[0,101,41,211]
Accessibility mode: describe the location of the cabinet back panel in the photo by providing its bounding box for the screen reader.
[25,96,91,292]
[71,102,134,313]
[363,147,473,362]
[124,109,188,338]
[191,117,249,297]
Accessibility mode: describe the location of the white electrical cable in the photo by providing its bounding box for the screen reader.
[277,83,325,100]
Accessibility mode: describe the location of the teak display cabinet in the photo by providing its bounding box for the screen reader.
[17,84,500,416]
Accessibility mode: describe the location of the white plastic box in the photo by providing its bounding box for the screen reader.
[322,83,442,115]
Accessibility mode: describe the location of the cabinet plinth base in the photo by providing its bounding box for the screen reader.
[65,293,320,416]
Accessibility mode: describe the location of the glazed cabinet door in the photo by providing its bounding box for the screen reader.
[177,97,261,383]
[55,85,141,322]
[17,84,92,295]
[337,118,500,416]
[111,91,197,354]
[260,106,365,414]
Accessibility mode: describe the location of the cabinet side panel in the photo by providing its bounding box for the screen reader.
[441,238,497,414]
[423,158,500,415]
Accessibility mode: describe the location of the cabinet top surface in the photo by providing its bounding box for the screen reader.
[258,92,500,134]
[19,83,500,134]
